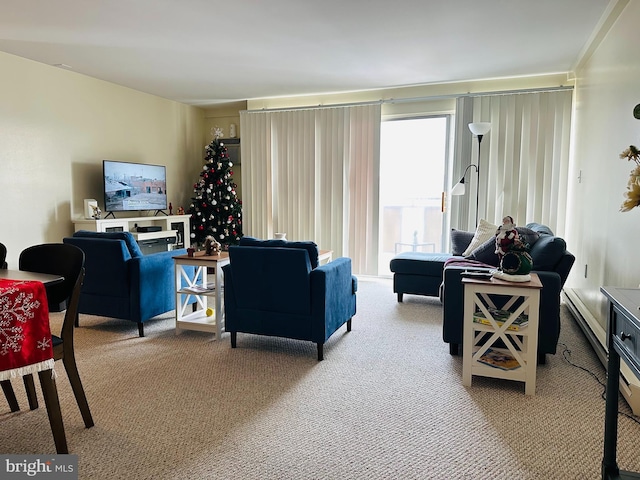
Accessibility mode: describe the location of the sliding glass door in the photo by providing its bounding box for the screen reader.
[378,116,450,276]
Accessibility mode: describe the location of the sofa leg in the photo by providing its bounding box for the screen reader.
[317,343,324,361]
[138,323,144,337]
[397,292,403,302]
[230,331,237,348]
[449,343,459,356]
[347,319,352,332]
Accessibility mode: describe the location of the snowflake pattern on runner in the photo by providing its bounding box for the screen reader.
[0,283,41,356]
[37,337,52,351]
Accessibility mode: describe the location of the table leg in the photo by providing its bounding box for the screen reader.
[38,369,68,454]
[216,264,223,339]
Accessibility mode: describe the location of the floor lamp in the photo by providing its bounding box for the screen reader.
[451,122,491,227]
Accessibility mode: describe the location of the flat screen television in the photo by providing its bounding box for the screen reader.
[103,160,168,213]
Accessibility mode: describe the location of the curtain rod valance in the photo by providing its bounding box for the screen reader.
[243,85,573,114]
[243,100,383,114]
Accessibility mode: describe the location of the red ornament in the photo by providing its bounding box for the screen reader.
[198,225,204,231]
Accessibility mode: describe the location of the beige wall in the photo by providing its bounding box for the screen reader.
[565,0,640,337]
[0,51,204,268]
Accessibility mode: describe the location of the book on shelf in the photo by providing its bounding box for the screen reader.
[477,348,522,370]
[473,308,528,331]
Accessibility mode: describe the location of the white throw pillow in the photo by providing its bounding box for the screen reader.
[462,219,499,257]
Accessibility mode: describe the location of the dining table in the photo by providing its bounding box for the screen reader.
[0,269,68,453]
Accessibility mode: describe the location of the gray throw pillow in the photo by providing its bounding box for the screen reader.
[516,227,540,247]
[466,237,500,266]
[451,229,474,256]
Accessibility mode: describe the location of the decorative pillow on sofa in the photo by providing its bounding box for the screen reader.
[73,230,143,258]
[462,219,498,257]
[451,229,474,256]
[516,227,540,247]
[466,237,500,266]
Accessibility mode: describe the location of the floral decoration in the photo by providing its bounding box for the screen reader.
[620,145,640,212]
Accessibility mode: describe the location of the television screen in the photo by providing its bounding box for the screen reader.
[103,160,168,212]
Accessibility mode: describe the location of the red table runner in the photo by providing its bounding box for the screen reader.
[0,279,54,380]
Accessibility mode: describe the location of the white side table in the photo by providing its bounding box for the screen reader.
[173,251,230,339]
[462,273,542,395]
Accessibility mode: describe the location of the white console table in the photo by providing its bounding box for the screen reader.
[73,214,191,249]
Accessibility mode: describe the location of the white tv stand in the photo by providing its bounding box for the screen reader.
[73,214,191,250]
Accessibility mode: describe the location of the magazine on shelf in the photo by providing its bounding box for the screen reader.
[473,308,528,331]
[477,348,522,370]
[182,284,215,294]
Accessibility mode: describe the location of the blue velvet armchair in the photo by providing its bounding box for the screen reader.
[63,231,188,337]
[222,237,357,360]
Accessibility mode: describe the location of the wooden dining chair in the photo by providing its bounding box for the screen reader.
[19,243,83,313]
[4,243,94,429]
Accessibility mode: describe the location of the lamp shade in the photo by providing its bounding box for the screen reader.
[451,181,466,196]
[468,122,491,136]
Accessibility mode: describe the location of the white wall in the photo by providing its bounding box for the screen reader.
[566,0,640,334]
[0,51,204,268]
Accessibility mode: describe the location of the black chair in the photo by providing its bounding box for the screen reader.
[3,244,94,429]
[19,243,81,313]
[0,242,7,269]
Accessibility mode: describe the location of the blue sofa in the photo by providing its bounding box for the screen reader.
[63,231,188,337]
[390,223,574,362]
[222,237,357,360]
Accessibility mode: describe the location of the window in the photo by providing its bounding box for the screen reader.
[378,116,449,275]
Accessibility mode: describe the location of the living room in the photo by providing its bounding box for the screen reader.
[2,1,640,478]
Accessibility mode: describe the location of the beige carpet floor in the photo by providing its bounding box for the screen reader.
[1,277,639,479]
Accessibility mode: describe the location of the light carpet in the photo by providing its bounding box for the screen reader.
[1,277,639,479]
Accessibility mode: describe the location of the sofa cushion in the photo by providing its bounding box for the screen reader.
[239,236,319,269]
[529,234,567,271]
[451,229,474,256]
[73,230,143,258]
[462,219,498,256]
[390,252,454,276]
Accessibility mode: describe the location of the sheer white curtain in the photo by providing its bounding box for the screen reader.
[451,90,572,235]
[240,104,381,274]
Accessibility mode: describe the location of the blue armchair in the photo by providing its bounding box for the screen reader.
[63,231,188,337]
[222,237,357,360]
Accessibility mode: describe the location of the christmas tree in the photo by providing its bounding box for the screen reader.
[188,129,243,249]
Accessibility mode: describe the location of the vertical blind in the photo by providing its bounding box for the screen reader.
[240,104,381,274]
[451,89,573,236]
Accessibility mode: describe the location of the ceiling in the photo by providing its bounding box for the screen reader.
[0,1,612,107]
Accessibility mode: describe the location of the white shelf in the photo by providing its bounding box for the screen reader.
[462,275,542,395]
[131,230,178,241]
[73,214,190,249]
[174,253,230,339]
[177,312,219,333]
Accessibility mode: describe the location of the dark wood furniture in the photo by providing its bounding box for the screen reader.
[600,287,640,479]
